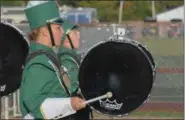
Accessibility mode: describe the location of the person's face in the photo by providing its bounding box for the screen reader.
[68,29,80,49]
[51,24,63,47]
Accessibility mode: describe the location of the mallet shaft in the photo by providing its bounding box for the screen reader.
[84,92,112,104]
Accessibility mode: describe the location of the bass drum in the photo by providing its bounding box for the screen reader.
[0,22,29,97]
[78,36,156,116]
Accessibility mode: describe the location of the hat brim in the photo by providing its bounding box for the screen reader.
[47,17,64,24]
[71,25,78,30]
[66,25,79,35]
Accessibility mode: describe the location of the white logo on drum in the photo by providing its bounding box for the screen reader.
[0,85,6,92]
[99,99,123,110]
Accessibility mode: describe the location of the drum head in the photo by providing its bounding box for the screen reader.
[79,39,155,116]
[0,22,29,97]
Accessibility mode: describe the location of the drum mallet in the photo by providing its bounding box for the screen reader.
[84,92,113,104]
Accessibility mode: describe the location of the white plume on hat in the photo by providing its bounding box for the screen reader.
[26,1,49,8]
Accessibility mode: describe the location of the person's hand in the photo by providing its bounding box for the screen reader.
[71,97,86,111]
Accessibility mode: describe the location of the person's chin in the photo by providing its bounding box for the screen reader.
[75,45,80,49]
[56,43,62,47]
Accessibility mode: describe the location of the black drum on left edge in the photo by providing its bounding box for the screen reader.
[0,22,29,97]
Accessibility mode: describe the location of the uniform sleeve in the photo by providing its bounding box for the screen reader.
[61,55,79,92]
[22,64,76,119]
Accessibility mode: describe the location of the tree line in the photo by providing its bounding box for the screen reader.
[1,0,184,22]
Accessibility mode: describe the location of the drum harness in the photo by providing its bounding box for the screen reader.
[24,50,93,120]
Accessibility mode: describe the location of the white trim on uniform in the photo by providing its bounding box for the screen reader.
[48,60,67,92]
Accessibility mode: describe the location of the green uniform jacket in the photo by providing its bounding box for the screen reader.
[58,47,80,95]
[20,42,77,118]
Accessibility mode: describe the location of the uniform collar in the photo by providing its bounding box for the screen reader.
[29,42,55,55]
[59,46,71,53]
[59,46,78,54]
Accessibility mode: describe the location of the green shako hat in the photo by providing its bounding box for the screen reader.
[61,19,78,49]
[61,19,78,42]
[24,1,63,30]
[62,19,78,35]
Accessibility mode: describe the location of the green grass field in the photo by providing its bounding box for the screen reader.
[138,39,183,56]
[130,111,184,118]
[92,111,184,119]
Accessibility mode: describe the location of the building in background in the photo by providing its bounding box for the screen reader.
[60,7,98,24]
[1,6,26,23]
[156,6,184,22]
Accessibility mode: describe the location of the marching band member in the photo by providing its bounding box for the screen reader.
[19,1,86,119]
[58,19,92,120]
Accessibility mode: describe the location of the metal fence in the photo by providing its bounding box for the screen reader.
[1,21,184,119]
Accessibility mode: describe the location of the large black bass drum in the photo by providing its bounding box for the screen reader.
[0,22,29,97]
[78,34,156,116]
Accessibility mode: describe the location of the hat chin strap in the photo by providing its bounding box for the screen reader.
[66,34,74,49]
[47,23,55,47]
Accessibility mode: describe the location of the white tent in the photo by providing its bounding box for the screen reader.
[156,6,184,22]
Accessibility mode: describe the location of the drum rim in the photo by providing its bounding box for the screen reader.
[80,35,156,78]
[78,35,156,116]
[1,21,30,46]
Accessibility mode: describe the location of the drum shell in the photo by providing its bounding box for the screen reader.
[0,22,29,97]
[78,37,156,116]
